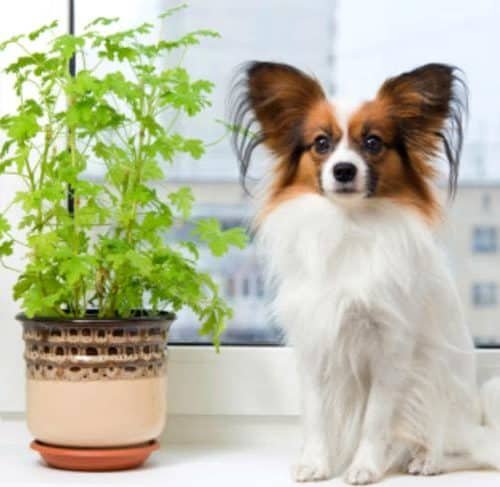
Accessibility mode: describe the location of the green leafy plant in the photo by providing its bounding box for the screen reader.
[0,6,247,347]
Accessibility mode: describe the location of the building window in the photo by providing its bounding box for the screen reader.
[472,226,497,253]
[472,283,498,307]
[482,193,492,213]
[242,278,250,297]
[226,277,236,298]
[256,276,265,298]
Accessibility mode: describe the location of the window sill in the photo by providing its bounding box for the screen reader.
[166,346,500,417]
[2,348,500,485]
[1,419,500,486]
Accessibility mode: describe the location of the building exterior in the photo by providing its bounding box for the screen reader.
[443,183,500,345]
[168,180,500,346]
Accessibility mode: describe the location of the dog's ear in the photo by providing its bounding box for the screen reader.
[242,62,325,156]
[376,64,467,196]
[229,62,325,189]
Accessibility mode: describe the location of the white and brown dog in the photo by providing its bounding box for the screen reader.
[229,62,500,484]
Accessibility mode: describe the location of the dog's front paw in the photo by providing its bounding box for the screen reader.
[292,456,331,482]
[407,452,442,476]
[343,464,381,485]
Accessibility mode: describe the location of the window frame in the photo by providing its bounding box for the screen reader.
[165,346,500,419]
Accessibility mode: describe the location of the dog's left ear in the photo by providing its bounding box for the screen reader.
[377,63,467,197]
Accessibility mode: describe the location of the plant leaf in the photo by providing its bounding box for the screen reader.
[194,218,248,256]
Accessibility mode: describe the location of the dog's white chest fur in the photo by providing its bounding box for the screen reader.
[257,194,483,479]
[259,194,455,346]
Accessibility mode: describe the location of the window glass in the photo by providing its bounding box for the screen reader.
[473,226,498,253]
[75,0,500,346]
[472,283,498,307]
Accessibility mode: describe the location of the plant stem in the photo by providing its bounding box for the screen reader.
[0,258,21,273]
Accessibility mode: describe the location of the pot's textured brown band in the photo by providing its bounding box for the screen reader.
[22,321,169,381]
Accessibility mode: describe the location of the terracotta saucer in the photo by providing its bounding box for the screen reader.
[31,440,160,471]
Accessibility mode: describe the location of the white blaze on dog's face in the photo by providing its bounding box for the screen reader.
[230,62,465,223]
[319,100,370,204]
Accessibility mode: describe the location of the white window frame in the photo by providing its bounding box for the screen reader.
[160,345,500,443]
[166,346,500,416]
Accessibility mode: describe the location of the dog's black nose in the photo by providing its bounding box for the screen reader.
[333,162,357,183]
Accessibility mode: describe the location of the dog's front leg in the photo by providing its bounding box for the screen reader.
[344,350,407,485]
[293,365,332,482]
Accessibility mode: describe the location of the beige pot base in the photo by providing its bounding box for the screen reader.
[27,377,167,447]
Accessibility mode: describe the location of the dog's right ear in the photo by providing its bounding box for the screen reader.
[376,64,467,198]
[228,62,325,189]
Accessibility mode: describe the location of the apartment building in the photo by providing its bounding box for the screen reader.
[169,181,500,346]
[444,183,500,345]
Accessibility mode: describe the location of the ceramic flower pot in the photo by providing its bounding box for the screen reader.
[17,312,173,471]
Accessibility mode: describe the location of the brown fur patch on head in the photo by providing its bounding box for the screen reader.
[347,64,466,222]
[229,62,466,226]
[261,99,338,220]
[246,63,325,158]
[376,64,466,199]
[229,62,326,195]
[348,100,440,222]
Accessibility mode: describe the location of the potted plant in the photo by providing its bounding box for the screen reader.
[0,7,246,471]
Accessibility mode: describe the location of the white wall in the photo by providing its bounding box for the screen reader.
[0,0,68,412]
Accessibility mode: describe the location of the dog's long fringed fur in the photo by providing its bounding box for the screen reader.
[229,61,500,484]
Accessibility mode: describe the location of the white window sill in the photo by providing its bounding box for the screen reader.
[3,348,500,485]
[2,419,500,486]
[166,347,500,417]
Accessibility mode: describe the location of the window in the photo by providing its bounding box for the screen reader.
[473,226,498,253]
[1,0,500,420]
[226,277,236,298]
[242,278,250,297]
[74,0,500,347]
[76,0,333,346]
[256,277,265,299]
[472,283,498,307]
[482,193,492,212]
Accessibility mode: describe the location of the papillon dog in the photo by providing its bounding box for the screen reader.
[229,62,500,484]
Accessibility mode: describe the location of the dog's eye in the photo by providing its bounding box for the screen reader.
[312,135,332,155]
[363,134,383,154]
